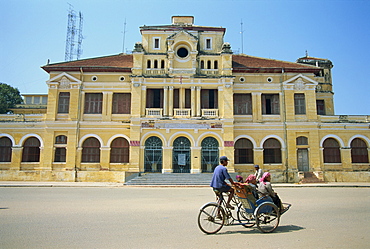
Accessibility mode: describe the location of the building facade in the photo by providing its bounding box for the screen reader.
[1,16,369,182]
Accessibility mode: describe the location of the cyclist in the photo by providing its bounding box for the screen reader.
[210,156,236,209]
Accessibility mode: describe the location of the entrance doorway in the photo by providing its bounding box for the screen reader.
[144,136,163,172]
[172,137,191,173]
[201,137,219,172]
[297,148,309,172]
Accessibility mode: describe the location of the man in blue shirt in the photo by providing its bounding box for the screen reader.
[210,156,236,209]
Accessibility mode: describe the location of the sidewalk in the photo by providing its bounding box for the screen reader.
[0,181,369,188]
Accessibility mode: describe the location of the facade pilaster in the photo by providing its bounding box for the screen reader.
[10,146,22,170]
[252,92,262,122]
[80,92,85,120]
[141,86,147,117]
[45,86,58,121]
[76,147,82,170]
[306,90,318,121]
[162,146,173,173]
[284,90,295,121]
[341,147,353,171]
[100,147,111,170]
[103,92,113,121]
[191,146,201,173]
[254,147,264,167]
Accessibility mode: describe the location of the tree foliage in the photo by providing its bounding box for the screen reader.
[0,83,23,114]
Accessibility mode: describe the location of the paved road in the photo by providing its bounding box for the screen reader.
[1,187,369,249]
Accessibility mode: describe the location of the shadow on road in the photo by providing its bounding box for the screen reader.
[214,224,305,235]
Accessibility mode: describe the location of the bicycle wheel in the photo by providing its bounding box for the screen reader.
[198,203,225,234]
[237,203,255,228]
[255,202,280,233]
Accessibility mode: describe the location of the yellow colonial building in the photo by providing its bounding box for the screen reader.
[1,16,369,183]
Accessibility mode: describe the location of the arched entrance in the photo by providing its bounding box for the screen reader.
[201,137,219,172]
[172,137,191,173]
[144,136,163,172]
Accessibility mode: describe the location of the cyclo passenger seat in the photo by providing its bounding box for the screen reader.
[234,184,258,213]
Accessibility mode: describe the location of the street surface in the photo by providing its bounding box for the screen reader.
[0,187,369,248]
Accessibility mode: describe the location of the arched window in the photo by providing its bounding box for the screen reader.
[323,138,341,163]
[154,60,158,69]
[54,135,67,162]
[110,137,129,163]
[234,138,253,164]
[161,60,165,69]
[263,138,282,163]
[22,137,40,162]
[0,137,12,162]
[296,136,308,145]
[351,138,369,163]
[147,60,151,69]
[82,137,100,163]
[214,60,218,69]
[200,60,205,69]
[207,60,211,69]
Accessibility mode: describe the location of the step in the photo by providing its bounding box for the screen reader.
[125,173,237,186]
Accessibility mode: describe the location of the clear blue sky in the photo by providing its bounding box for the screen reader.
[1,0,369,115]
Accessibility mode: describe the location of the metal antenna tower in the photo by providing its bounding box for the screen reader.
[77,11,84,60]
[122,18,127,53]
[65,4,83,61]
[240,19,244,54]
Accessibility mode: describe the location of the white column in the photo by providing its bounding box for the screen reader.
[191,86,196,117]
[168,86,174,117]
[163,86,168,116]
[196,86,201,117]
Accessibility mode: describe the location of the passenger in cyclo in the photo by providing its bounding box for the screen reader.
[210,156,236,210]
[257,172,283,211]
[236,175,244,183]
[233,174,259,210]
[245,174,260,200]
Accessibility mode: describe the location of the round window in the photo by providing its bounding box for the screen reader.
[240,77,245,82]
[177,47,189,58]
[119,76,125,81]
[267,77,273,83]
[92,76,98,81]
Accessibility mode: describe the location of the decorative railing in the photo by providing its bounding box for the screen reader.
[146,108,163,117]
[202,109,218,118]
[319,115,370,123]
[200,69,219,75]
[144,69,166,75]
[0,114,45,122]
[173,109,191,118]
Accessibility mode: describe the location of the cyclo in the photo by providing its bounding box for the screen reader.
[197,184,291,234]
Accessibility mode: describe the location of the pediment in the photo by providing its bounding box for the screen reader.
[46,72,82,89]
[167,30,198,51]
[283,74,318,90]
[167,30,198,42]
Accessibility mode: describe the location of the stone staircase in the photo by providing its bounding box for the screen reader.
[124,173,238,186]
[300,172,325,183]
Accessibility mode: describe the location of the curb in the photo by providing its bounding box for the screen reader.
[0,182,369,188]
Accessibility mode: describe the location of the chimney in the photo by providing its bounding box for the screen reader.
[172,16,194,26]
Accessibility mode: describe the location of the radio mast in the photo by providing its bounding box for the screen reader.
[65,4,83,61]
